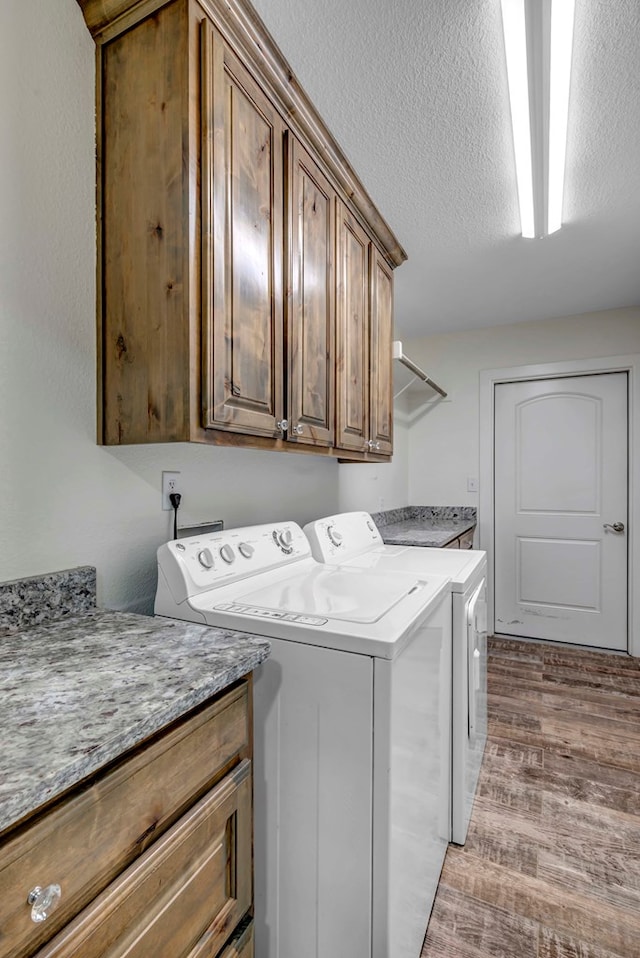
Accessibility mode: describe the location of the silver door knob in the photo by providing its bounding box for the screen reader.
[276,419,289,433]
[603,522,625,533]
[292,424,304,435]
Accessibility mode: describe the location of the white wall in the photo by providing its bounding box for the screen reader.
[405,307,640,505]
[338,417,409,513]
[0,0,342,614]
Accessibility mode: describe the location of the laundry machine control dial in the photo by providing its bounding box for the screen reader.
[238,542,254,559]
[326,525,343,547]
[219,544,235,565]
[273,528,294,553]
[197,548,215,569]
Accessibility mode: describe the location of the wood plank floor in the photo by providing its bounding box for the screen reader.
[422,636,640,958]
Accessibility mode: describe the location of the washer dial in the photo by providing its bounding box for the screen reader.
[219,544,235,565]
[197,548,214,569]
[273,528,294,553]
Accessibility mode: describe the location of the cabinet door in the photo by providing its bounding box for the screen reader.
[201,23,284,437]
[369,247,394,456]
[33,761,252,958]
[335,202,369,452]
[286,135,335,447]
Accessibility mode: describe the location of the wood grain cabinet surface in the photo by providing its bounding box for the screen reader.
[1,681,254,958]
[201,23,285,439]
[77,0,405,462]
[336,204,394,456]
[285,135,336,448]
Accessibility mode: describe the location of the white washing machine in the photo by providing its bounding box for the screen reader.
[155,521,452,958]
[303,511,488,845]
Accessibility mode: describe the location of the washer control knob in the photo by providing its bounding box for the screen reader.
[197,548,215,569]
[219,544,235,564]
[273,528,294,552]
[327,525,343,547]
[238,542,254,559]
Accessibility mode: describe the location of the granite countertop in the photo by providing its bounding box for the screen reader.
[0,569,270,836]
[369,506,477,548]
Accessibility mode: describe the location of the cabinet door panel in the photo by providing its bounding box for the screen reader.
[336,203,369,452]
[202,24,284,436]
[102,0,190,444]
[286,136,335,446]
[188,917,253,957]
[369,247,393,456]
[34,762,252,958]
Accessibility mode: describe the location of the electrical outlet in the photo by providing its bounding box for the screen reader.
[467,477,479,493]
[162,471,181,510]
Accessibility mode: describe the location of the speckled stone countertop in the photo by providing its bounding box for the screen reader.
[0,569,270,836]
[369,506,477,548]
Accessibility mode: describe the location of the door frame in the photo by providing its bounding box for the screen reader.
[479,354,640,657]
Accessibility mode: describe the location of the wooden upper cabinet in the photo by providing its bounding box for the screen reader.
[369,247,394,456]
[101,0,192,444]
[336,202,370,453]
[336,205,394,456]
[202,22,285,438]
[81,0,404,459]
[285,135,335,447]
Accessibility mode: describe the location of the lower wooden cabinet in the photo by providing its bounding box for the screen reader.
[445,528,476,550]
[1,681,254,958]
[202,916,254,958]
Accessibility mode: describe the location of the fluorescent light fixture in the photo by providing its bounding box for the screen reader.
[500,0,576,238]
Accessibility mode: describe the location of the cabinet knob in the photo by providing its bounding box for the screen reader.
[27,884,62,923]
[366,439,381,451]
[276,419,289,433]
[292,423,304,435]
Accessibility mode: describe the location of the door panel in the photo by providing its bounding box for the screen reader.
[335,202,369,452]
[518,393,601,513]
[202,24,284,435]
[369,248,393,456]
[286,135,335,446]
[494,373,628,650]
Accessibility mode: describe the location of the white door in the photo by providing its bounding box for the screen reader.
[494,372,628,650]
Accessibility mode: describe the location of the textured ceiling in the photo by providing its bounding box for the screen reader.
[250,0,640,336]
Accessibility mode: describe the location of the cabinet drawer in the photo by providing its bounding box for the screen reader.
[0,682,249,958]
[458,528,475,550]
[187,916,253,958]
[34,760,252,958]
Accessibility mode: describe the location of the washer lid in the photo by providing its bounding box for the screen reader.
[226,565,420,624]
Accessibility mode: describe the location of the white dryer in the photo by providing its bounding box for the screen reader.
[155,521,452,958]
[303,511,488,845]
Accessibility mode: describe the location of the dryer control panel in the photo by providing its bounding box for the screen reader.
[304,512,382,561]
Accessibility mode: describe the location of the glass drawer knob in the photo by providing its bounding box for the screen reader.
[27,884,62,923]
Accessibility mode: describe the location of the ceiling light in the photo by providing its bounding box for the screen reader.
[500,0,576,238]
